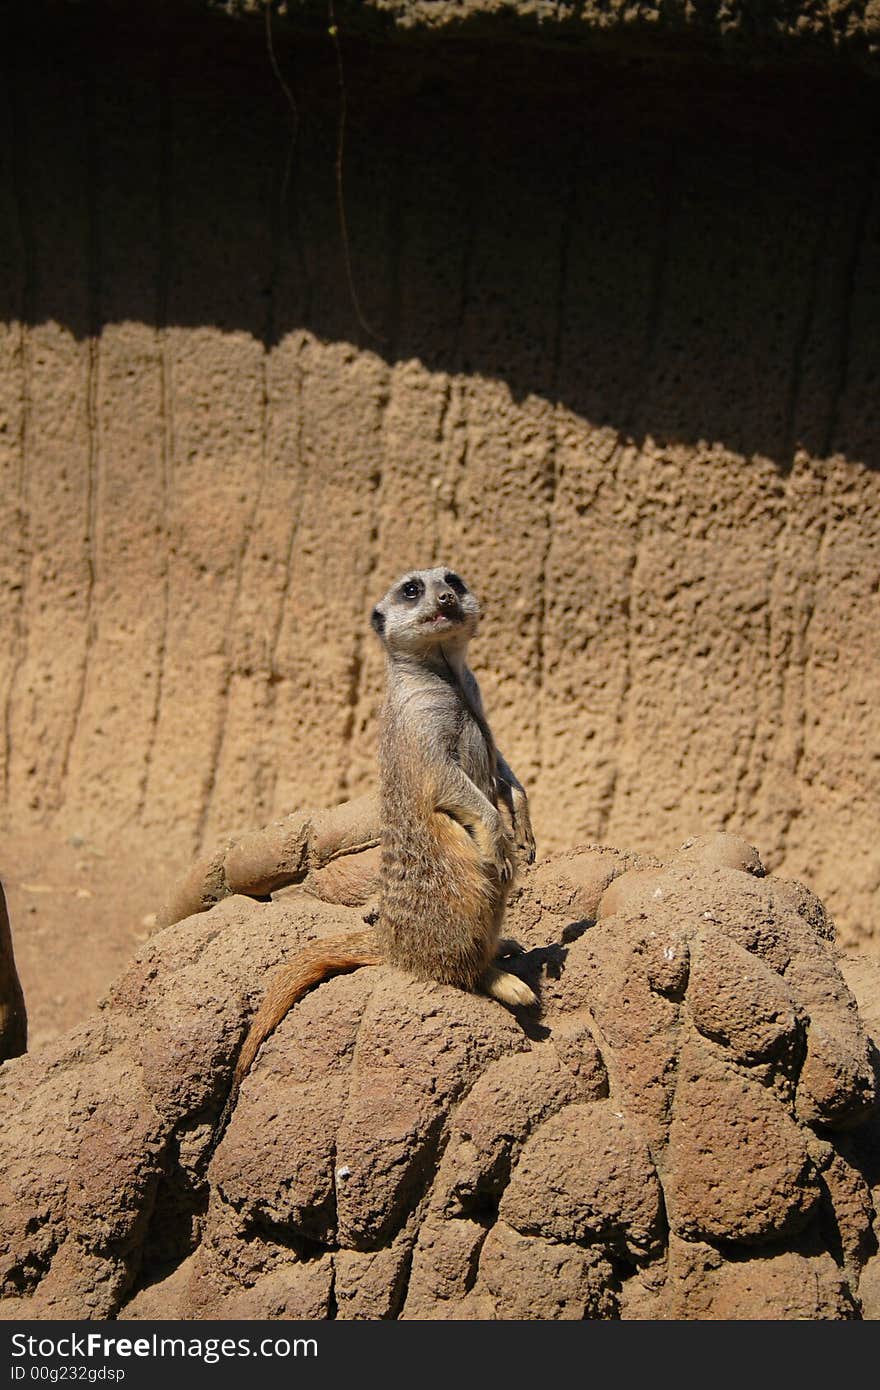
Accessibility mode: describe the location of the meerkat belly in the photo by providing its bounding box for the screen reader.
[454,716,496,803]
[378,777,502,989]
[378,825,500,988]
[377,684,506,989]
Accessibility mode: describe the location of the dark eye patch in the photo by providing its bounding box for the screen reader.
[399,577,424,602]
[443,572,467,596]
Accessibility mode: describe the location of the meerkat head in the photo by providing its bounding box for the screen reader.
[371,566,480,658]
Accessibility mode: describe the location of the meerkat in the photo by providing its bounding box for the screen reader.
[216,567,536,1141]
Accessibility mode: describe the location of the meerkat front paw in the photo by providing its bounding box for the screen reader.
[481,965,537,1009]
[511,793,536,864]
[478,813,515,883]
[515,818,536,865]
[493,833,516,884]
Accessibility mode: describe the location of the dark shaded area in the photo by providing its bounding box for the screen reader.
[22,0,880,75]
[0,881,27,1060]
[1,4,879,472]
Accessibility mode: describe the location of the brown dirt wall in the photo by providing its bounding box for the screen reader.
[0,10,878,1043]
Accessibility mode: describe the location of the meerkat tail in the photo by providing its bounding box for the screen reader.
[213,930,381,1151]
[233,931,381,1087]
[480,964,537,1009]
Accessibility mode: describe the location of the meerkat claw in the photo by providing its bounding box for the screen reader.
[493,841,516,883]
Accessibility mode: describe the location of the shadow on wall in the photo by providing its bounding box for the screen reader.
[1,10,878,476]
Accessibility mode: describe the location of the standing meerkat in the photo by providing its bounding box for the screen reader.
[217,566,536,1136]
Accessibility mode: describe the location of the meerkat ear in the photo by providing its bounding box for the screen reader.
[371,607,385,637]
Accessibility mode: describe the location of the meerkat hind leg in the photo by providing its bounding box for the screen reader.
[481,964,537,1008]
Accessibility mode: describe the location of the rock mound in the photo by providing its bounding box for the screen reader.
[0,832,877,1320]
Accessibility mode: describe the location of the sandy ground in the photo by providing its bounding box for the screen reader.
[2,829,185,1051]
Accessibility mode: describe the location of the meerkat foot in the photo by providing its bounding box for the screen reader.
[481,965,537,1009]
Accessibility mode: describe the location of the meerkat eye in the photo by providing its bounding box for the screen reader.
[443,572,467,596]
[400,578,423,602]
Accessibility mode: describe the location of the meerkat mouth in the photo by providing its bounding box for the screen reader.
[424,611,460,627]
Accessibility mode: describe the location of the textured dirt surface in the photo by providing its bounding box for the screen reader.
[1,829,183,1052]
[0,14,877,974]
[0,829,877,1320]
